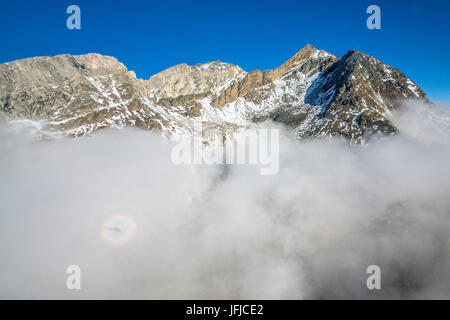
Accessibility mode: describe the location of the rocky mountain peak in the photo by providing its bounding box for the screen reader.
[298,48,427,142]
[147,60,245,99]
[276,44,319,70]
[0,53,131,92]
[193,61,237,71]
[210,45,337,108]
[0,45,429,143]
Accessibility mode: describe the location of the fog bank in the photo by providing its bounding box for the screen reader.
[1,101,450,299]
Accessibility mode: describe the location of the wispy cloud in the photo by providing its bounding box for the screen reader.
[1,100,450,299]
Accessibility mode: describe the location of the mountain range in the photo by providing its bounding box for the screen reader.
[0,44,427,144]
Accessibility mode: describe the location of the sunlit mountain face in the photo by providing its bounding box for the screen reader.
[0,45,425,144]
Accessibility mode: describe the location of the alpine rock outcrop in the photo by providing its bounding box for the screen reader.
[0,44,427,143]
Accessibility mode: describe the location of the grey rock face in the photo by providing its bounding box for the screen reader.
[299,50,426,142]
[0,45,427,142]
[147,61,245,99]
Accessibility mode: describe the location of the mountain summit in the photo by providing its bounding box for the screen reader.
[0,45,426,143]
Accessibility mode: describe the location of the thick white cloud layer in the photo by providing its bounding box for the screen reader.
[0,101,450,299]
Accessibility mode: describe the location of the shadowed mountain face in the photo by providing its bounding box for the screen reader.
[0,45,426,143]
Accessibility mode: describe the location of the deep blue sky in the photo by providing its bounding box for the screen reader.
[0,0,449,101]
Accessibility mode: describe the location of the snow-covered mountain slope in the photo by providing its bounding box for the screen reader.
[0,45,427,143]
